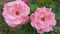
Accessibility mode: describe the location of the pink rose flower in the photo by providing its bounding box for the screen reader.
[30,7,56,34]
[2,0,30,28]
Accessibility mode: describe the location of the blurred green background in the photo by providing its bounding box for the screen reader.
[0,0,60,34]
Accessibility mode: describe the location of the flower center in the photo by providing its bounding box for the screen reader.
[16,11,20,15]
[41,17,45,21]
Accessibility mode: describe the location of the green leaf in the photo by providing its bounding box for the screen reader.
[55,11,60,20]
[30,3,38,13]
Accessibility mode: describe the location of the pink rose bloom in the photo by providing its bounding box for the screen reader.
[2,0,30,28]
[30,7,56,34]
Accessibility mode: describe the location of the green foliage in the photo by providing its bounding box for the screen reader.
[16,23,37,34]
[0,0,60,34]
[0,31,4,34]
[30,3,38,13]
[44,31,56,34]
[55,11,60,20]
[53,27,60,34]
